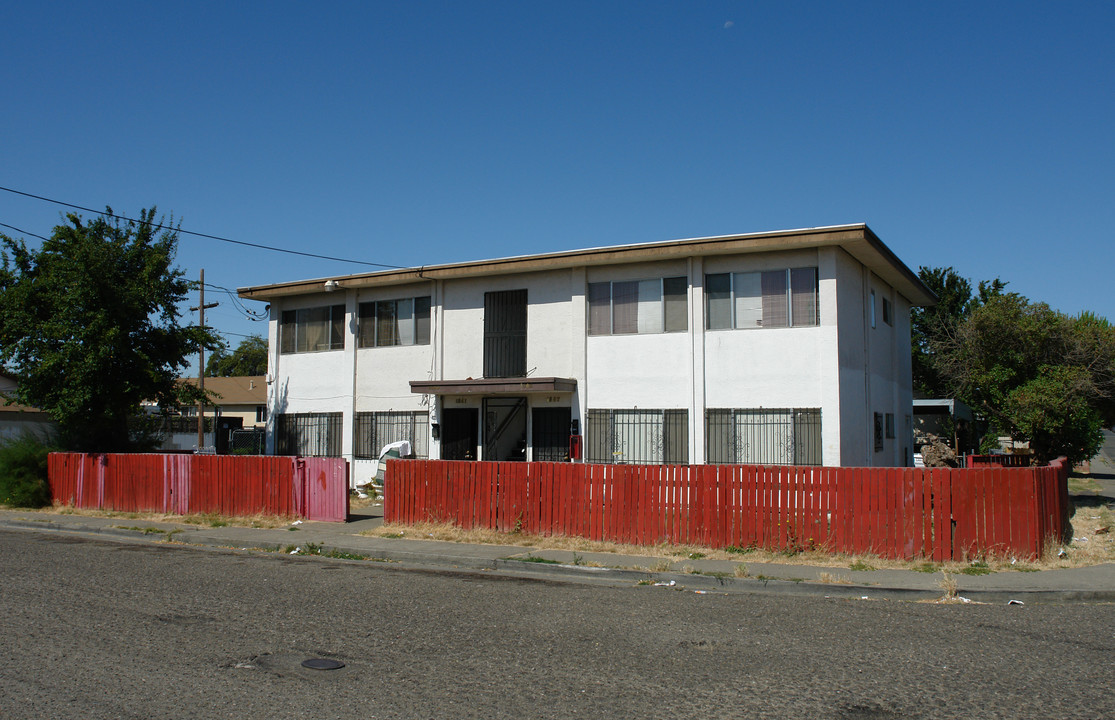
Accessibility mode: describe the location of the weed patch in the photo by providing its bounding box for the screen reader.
[936,571,959,601]
[959,560,992,576]
[516,555,560,564]
[112,525,168,535]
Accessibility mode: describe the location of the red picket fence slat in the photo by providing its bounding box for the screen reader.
[383,458,1071,560]
[47,453,347,522]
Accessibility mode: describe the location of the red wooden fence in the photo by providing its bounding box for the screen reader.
[384,459,1070,560]
[966,454,1032,468]
[48,453,349,522]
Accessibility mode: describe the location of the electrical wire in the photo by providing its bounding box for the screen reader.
[203,282,269,321]
[0,221,49,242]
[0,185,408,269]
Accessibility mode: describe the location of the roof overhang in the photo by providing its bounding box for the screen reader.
[410,377,577,396]
[238,224,937,308]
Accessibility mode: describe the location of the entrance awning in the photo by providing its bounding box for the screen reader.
[410,377,577,396]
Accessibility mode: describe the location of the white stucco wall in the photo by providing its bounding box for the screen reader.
[263,240,918,468]
[352,280,436,414]
[439,269,577,380]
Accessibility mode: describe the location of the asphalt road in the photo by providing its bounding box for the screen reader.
[1,528,1112,720]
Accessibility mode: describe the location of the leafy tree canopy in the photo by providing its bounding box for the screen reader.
[206,334,268,377]
[911,266,1006,398]
[0,208,219,452]
[935,294,1115,465]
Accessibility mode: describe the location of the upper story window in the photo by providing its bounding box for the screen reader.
[882,297,893,326]
[706,267,818,330]
[588,277,687,335]
[357,297,431,348]
[280,305,345,354]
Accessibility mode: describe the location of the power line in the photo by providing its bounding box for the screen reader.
[203,283,269,321]
[0,185,408,269]
[0,221,49,242]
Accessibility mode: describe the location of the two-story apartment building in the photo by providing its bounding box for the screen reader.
[238,224,934,485]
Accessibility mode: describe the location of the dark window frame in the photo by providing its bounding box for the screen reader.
[354,410,429,459]
[705,267,819,331]
[275,412,343,456]
[280,305,346,354]
[585,408,688,465]
[357,296,432,348]
[587,276,688,336]
[705,408,822,466]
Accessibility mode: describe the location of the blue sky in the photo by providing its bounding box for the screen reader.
[2,1,1112,358]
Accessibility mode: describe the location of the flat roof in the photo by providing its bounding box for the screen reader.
[238,224,937,307]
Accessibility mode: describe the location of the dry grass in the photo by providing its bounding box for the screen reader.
[936,570,959,599]
[366,488,1115,574]
[347,494,382,512]
[27,504,294,529]
[818,572,853,585]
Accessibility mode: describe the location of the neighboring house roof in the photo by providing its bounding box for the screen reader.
[181,376,267,406]
[913,398,975,423]
[237,224,938,307]
[0,399,48,415]
[0,374,50,416]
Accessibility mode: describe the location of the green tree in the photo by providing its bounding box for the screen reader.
[911,267,1007,398]
[911,267,973,397]
[0,209,219,452]
[936,294,1115,465]
[206,334,268,377]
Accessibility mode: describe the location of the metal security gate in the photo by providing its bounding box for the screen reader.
[482,397,527,461]
[441,408,478,460]
[532,407,571,462]
[483,289,527,378]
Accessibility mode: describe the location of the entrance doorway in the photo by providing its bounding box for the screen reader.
[440,408,478,460]
[482,397,527,461]
[532,407,572,462]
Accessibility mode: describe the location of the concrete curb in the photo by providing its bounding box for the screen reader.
[4,514,1114,604]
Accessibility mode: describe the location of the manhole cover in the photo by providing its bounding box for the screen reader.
[301,658,345,670]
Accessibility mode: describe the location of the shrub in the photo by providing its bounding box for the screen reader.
[0,433,54,507]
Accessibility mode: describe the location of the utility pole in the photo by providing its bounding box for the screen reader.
[191,269,219,451]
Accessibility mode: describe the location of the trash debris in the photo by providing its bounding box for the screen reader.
[1010,557,1017,565]
[958,596,972,604]
[1057,548,1068,558]
[289,547,300,555]
[1008,599,1024,606]
[291,520,303,526]
[653,580,676,587]
[1073,537,1088,543]
[694,590,708,594]
[356,491,368,499]
[1095,526,1110,535]
[860,596,869,600]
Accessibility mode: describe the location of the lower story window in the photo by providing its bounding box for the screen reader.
[586,409,688,465]
[354,411,429,459]
[706,408,821,466]
[275,412,343,456]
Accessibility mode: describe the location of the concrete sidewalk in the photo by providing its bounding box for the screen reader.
[2,497,1113,604]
